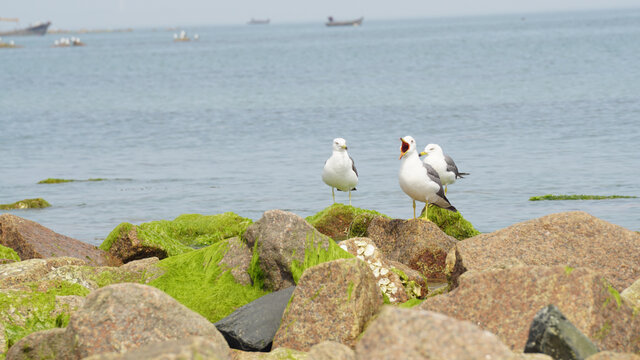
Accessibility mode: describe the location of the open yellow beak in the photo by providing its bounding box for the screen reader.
[399,138,409,160]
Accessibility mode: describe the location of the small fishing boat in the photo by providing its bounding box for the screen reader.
[247,18,270,25]
[325,16,363,27]
[0,20,51,36]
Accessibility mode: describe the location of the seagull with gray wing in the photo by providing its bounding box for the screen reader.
[399,136,456,219]
[322,138,358,205]
[419,144,469,194]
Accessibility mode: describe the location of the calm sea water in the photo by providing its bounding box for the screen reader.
[1,9,639,246]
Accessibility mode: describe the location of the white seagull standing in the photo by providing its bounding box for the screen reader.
[399,136,456,219]
[419,144,469,194]
[322,138,359,205]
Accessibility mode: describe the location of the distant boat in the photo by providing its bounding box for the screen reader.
[247,18,270,25]
[0,21,51,36]
[325,16,363,27]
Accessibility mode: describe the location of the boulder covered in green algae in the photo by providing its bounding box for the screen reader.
[149,240,269,323]
[0,198,51,210]
[0,279,90,353]
[100,212,253,263]
[306,204,389,241]
[420,205,480,240]
[0,244,19,263]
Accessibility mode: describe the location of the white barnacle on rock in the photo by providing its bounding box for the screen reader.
[354,240,367,247]
[388,282,398,294]
[357,255,364,261]
[378,277,390,286]
[373,260,382,268]
[340,244,348,252]
[373,267,380,277]
[363,244,375,257]
[379,267,389,276]
[357,247,365,255]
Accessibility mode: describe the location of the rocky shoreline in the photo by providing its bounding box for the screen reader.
[0,205,639,359]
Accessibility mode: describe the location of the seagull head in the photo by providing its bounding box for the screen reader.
[332,138,348,152]
[419,143,443,157]
[399,136,416,159]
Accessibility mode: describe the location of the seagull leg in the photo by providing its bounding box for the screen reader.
[412,200,416,219]
[445,185,448,195]
[349,190,352,206]
[332,188,335,203]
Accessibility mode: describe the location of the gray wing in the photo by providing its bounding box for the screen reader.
[424,163,455,210]
[444,154,468,178]
[349,156,358,177]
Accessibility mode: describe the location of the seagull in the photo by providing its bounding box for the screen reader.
[399,136,456,219]
[419,144,469,194]
[322,138,358,205]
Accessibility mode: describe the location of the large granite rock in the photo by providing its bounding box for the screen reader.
[307,341,355,360]
[231,348,308,360]
[0,214,119,266]
[242,210,333,291]
[6,328,74,360]
[356,307,517,359]
[420,266,640,352]
[524,305,599,360]
[66,283,230,358]
[445,211,640,289]
[43,257,163,291]
[215,286,296,351]
[338,237,425,303]
[272,258,383,351]
[80,336,231,360]
[6,283,231,359]
[0,257,86,288]
[365,217,457,281]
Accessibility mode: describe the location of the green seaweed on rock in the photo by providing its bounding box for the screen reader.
[99,222,192,257]
[290,236,354,284]
[0,244,20,261]
[0,198,51,210]
[149,242,268,323]
[0,280,89,353]
[306,204,389,240]
[529,194,637,201]
[420,205,480,240]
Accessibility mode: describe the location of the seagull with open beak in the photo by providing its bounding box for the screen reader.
[398,136,456,219]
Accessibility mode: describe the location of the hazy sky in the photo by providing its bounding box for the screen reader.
[3,0,639,29]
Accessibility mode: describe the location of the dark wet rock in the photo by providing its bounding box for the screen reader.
[215,286,296,352]
[355,307,516,359]
[586,352,640,360]
[524,304,599,360]
[0,214,119,266]
[6,328,74,360]
[67,283,230,359]
[421,265,640,352]
[308,341,355,360]
[219,237,252,286]
[99,223,180,263]
[242,210,332,291]
[272,258,383,351]
[81,336,231,360]
[365,217,457,281]
[445,211,640,290]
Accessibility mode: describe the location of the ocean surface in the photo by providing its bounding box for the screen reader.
[1,9,639,246]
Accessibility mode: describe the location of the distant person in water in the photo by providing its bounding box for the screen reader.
[328,16,334,22]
